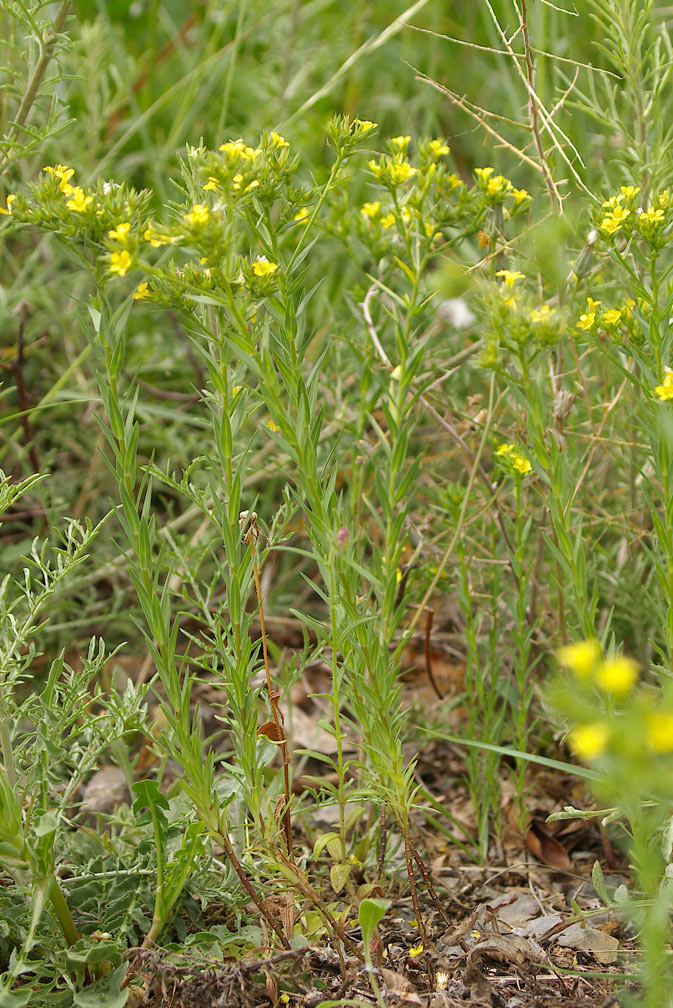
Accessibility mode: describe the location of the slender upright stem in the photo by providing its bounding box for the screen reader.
[0,2,73,179]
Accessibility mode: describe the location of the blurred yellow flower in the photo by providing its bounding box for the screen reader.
[184,203,210,227]
[496,442,532,475]
[428,139,450,158]
[496,269,524,290]
[475,166,494,183]
[595,655,639,694]
[569,722,609,761]
[361,201,381,220]
[646,712,673,753]
[556,639,600,678]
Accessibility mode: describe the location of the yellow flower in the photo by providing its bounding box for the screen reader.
[658,189,671,209]
[132,281,149,300]
[144,226,167,247]
[602,308,622,327]
[266,419,280,432]
[599,215,620,236]
[388,161,416,186]
[44,164,75,193]
[622,298,636,319]
[556,639,601,678]
[390,135,411,152]
[646,712,673,753]
[108,250,133,277]
[252,256,278,278]
[475,166,494,184]
[293,208,310,222]
[219,139,258,160]
[361,201,381,220]
[203,177,220,191]
[602,194,624,210]
[496,443,531,475]
[511,187,531,206]
[569,722,609,761]
[600,204,630,235]
[447,172,462,190]
[65,187,94,213]
[640,207,664,225]
[595,655,639,694]
[487,174,512,198]
[512,453,532,475]
[232,385,242,397]
[0,194,16,215]
[380,213,395,230]
[352,118,377,132]
[270,131,289,149]
[586,297,601,311]
[530,305,551,323]
[496,269,525,290]
[654,367,673,401]
[620,185,640,200]
[184,203,210,227]
[428,139,450,159]
[576,312,595,331]
[108,222,132,244]
[408,943,424,959]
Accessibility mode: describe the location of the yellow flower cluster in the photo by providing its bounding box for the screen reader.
[474,167,529,207]
[427,139,450,159]
[571,713,673,760]
[361,201,381,221]
[184,203,210,227]
[557,639,638,693]
[530,304,552,324]
[496,442,532,476]
[252,255,278,278]
[390,135,411,153]
[599,202,630,236]
[65,187,94,213]
[219,139,259,161]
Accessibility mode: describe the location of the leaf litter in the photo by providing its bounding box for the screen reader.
[103,644,637,1008]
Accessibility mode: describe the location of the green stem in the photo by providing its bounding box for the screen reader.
[47,873,79,947]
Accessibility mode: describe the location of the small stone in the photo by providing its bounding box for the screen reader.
[80,766,129,823]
